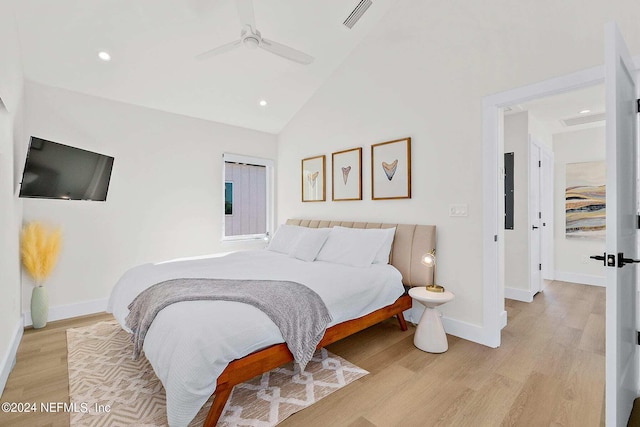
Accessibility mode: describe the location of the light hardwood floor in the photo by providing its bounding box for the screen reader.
[0,281,605,426]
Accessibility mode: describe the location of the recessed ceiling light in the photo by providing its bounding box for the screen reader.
[98,51,111,61]
[258,99,267,107]
[579,109,591,114]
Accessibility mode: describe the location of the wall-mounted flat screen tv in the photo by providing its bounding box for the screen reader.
[19,137,115,201]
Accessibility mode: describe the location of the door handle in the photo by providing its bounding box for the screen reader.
[532,225,539,230]
[590,253,640,268]
[618,252,640,268]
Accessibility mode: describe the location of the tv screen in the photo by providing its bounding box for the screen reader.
[19,137,115,201]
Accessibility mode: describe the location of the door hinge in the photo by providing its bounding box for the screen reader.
[539,263,542,271]
[494,235,498,242]
[538,160,541,167]
[538,212,542,219]
[637,214,640,229]
[637,330,640,345]
[637,99,640,113]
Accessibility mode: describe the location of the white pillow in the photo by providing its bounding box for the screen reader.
[316,226,390,268]
[373,227,396,264]
[267,224,306,254]
[288,228,331,262]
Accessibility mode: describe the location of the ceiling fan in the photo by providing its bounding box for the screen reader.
[196,0,314,65]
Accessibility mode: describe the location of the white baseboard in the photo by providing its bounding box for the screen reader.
[504,287,534,302]
[499,310,507,329]
[405,304,497,348]
[0,318,24,398]
[553,271,605,287]
[23,298,108,327]
[441,316,494,346]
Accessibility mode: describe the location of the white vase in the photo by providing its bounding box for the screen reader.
[31,286,48,329]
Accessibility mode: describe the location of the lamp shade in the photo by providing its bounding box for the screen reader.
[421,252,436,267]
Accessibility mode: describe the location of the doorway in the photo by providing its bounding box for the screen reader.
[502,84,606,304]
[481,64,607,349]
[483,24,640,425]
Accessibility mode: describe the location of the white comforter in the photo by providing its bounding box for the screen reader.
[107,250,404,427]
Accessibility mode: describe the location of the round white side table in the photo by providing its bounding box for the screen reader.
[408,287,455,353]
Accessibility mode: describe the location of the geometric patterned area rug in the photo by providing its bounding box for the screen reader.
[67,320,368,426]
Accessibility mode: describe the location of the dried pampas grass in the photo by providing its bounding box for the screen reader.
[20,222,61,286]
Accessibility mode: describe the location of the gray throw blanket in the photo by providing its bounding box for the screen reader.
[125,278,332,370]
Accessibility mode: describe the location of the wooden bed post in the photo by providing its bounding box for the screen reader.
[397,312,408,331]
[203,384,232,427]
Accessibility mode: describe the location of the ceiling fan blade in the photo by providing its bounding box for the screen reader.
[260,38,314,65]
[236,0,256,29]
[195,40,242,60]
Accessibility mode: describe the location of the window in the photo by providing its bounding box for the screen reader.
[222,153,273,240]
[225,182,233,215]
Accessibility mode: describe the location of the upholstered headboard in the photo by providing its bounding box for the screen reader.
[285,219,436,287]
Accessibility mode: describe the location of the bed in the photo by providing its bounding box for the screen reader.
[107,219,436,426]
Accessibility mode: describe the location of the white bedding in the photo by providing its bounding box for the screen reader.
[107,250,404,427]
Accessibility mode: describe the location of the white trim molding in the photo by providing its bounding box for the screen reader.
[441,316,489,345]
[553,271,605,287]
[0,319,23,398]
[483,55,640,350]
[500,310,507,329]
[504,287,535,302]
[481,60,637,350]
[481,99,502,348]
[499,310,508,329]
[23,298,108,327]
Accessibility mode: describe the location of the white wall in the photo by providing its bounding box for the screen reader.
[504,112,530,293]
[528,113,554,150]
[276,0,640,337]
[0,0,25,397]
[21,83,278,317]
[553,126,606,285]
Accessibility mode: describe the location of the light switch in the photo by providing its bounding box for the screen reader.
[449,204,468,217]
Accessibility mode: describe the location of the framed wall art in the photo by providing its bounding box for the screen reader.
[332,147,362,201]
[565,160,605,239]
[301,155,326,202]
[371,137,411,200]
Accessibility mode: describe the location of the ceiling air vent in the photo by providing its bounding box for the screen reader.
[561,112,606,127]
[343,0,372,29]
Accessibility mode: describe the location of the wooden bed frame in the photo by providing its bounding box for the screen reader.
[203,293,412,426]
[201,219,436,426]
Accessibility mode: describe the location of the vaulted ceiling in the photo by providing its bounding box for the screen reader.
[14,0,396,133]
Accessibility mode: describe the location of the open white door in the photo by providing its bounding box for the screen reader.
[529,137,542,294]
[541,148,554,282]
[603,22,639,426]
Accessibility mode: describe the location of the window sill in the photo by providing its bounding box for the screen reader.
[221,235,269,243]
